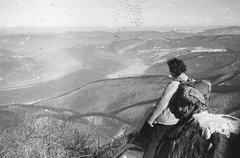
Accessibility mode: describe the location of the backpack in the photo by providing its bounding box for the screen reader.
[170,79,211,119]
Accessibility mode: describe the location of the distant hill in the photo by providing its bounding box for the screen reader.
[146,49,240,83]
[198,26,240,36]
[114,30,192,40]
[114,26,240,40]
[102,34,240,55]
[0,33,98,88]
[1,26,240,89]
[101,33,240,81]
[0,49,45,87]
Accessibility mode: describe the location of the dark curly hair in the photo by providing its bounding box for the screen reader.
[167,58,187,76]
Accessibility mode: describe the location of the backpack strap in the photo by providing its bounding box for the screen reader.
[174,77,192,84]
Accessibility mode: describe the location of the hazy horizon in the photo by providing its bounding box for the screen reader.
[1,0,240,32]
[1,25,239,35]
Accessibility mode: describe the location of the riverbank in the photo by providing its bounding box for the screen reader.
[106,61,149,79]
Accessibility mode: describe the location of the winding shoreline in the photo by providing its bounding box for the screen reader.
[106,61,149,79]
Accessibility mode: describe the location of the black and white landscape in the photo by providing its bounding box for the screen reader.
[1,26,240,104]
[0,26,240,157]
[1,0,240,157]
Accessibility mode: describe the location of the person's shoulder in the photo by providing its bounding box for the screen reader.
[170,80,181,85]
[167,80,180,89]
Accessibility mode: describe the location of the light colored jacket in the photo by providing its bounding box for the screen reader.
[148,73,189,125]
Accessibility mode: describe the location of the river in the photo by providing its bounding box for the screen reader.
[0,57,149,105]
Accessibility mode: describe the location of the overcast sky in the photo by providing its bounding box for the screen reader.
[0,0,239,30]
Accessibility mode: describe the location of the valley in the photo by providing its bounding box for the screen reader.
[0,27,240,152]
[1,27,240,105]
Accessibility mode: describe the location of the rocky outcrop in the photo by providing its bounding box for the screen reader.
[158,112,240,158]
[121,111,240,158]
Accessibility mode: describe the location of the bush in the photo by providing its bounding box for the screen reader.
[0,112,132,158]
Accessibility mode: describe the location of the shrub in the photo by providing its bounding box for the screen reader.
[0,111,132,158]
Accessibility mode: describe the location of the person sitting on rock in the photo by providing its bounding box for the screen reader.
[142,57,191,158]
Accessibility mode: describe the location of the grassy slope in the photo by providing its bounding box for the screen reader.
[36,74,240,130]
[0,76,171,143]
[36,76,170,130]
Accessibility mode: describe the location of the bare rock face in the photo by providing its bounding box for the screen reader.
[154,111,240,158]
